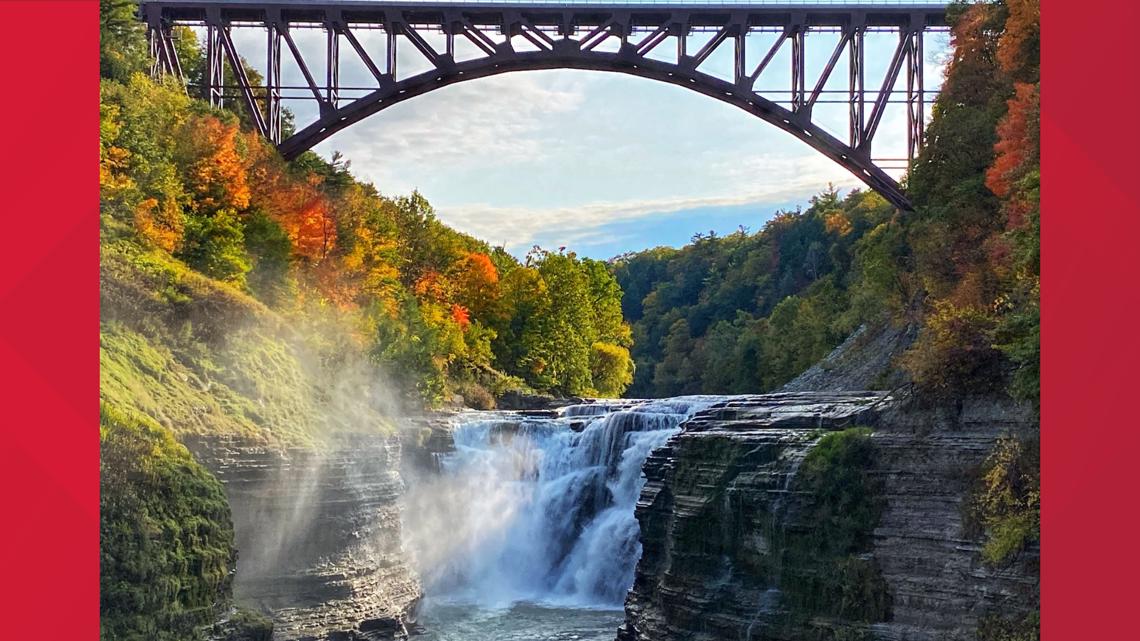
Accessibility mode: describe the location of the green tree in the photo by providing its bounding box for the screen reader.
[101,1,148,81]
[243,209,296,305]
[178,208,252,285]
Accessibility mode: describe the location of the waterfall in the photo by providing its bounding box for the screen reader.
[406,397,726,609]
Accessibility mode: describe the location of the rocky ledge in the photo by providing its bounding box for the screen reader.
[618,392,1038,641]
[186,434,423,641]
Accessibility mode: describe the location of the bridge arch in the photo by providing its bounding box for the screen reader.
[142,2,949,211]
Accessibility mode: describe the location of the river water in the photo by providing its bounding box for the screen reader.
[417,601,624,641]
[404,397,732,639]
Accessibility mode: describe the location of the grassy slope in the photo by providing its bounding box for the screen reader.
[100,231,394,450]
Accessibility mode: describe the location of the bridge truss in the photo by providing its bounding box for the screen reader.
[142,2,948,210]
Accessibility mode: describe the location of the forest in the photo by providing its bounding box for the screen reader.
[100,3,633,407]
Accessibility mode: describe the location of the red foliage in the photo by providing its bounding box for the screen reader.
[246,137,337,262]
[451,304,471,330]
[986,83,1039,206]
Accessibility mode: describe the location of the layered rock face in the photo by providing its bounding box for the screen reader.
[618,392,1038,641]
[868,398,1038,641]
[187,435,423,641]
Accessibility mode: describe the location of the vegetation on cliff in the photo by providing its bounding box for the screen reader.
[100,403,236,640]
[782,428,891,631]
[967,436,1040,567]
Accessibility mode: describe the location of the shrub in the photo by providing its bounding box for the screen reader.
[178,208,251,286]
[459,382,496,410]
[900,301,1004,400]
[965,436,1040,566]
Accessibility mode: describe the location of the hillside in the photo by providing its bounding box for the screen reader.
[614,0,1039,410]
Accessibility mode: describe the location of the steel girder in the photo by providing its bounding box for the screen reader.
[141,2,947,211]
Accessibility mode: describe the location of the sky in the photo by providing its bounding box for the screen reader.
[223,16,949,259]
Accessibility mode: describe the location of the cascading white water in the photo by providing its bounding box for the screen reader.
[407,397,727,611]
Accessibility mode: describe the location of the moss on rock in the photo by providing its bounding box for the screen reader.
[100,403,237,641]
[780,427,891,628]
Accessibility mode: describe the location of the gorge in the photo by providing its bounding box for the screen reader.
[96,3,1040,640]
[194,388,1037,641]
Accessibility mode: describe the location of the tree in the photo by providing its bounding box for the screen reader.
[178,208,251,286]
[243,210,296,305]
[100,0,148,80]
[451,252,500,321]
[177,116,251,213]
[591,342,634,397]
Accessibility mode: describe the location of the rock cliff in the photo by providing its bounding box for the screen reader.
[186,434,423,641]
[618,392,1038,641]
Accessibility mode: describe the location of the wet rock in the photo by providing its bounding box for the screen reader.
[495,390,586,411]
[186,434,423,641]
[619,392,1038,641]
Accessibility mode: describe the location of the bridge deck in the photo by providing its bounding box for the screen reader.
[144,2,949,28]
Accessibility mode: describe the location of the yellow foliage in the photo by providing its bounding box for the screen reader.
[825,210,852,236]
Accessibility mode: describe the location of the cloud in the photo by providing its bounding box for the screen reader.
[314,74,589,193]
[434,154,857,252]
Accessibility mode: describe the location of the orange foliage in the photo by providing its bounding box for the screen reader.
[451,304,471,330]
[997,0,1040,80]
[460,252,499,286]
[132,197,182,252]
[452,252,500,318]
[245,135,337,262]
[413,270,452,301]
[179,117,250,212]
[986,83,1038,205]
[824,211,853,237]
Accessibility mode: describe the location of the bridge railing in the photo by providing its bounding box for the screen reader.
[153,0,950,5]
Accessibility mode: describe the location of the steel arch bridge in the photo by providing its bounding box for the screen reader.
[141,1,949,210]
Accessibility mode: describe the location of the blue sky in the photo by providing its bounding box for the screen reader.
[225,19,949,259]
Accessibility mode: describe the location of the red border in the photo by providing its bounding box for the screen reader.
[0,1,99,637]
[1042,0,1140,638]
[0,1,1133,639]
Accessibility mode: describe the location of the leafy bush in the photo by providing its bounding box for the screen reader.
[100,403,236,641]
[899,301,1005,400]
[966,436,1040,566]
[458,382,496,410]
[178,208,252,286]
